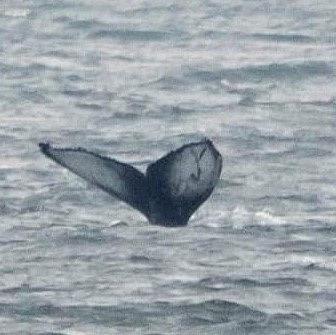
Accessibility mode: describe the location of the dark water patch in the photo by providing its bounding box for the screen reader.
[41,50,72,59]
[0,203,12,215]
[76,103,103,111]
[257,99,335,108]
[15,87,49,104]
[62,89,92,97]
[66,74,82,82]
[264,277,311,287]
[238,94,257,106]
[233,277,311,288]
[53,15,71,23]
[187,61,333,83]
[26,168,55,179]
[161,105,196,116]
[0,239,26,246]
[304,263,335,273]
[200,30,231,39]
[67,18,105,30]
[110,55,134,62]
[266,312,304,330]
[7,225,43,232]
[89,29,171,41]
[0,303,151,327]
[148,75,189,90]
[303,97,336,106]
[177,300,266,325]
[0,133,18,142]
[326,318,336,326]
[314,135,336,144]
[129,255,152,263]
[1,62,47,79]
[220,179,244,187]
[290,134,336,146]
[123,4,179,15]
[0,299,264,328]
[1,284,67,294]
[315,224,336,234]
[251,33,316,43]
[113,112,140,120]
[311,290,336,303]
[274,239,317,252]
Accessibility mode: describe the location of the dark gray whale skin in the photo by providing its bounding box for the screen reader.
[39,139,222,227]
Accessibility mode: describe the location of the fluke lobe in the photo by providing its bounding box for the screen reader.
[39,139,222,227]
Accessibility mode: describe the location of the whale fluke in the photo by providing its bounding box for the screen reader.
[39,142,149,216]
[39,139,222,226]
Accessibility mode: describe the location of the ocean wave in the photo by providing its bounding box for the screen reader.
[0,62,48,78]
[89,29,172,41]
[0,203,12,216]
[186,61,333,82]
[0,300,266,327]
[46,227,121,245]
[0,239,26,246]
[176,299,266,325]
[128,255,152,263]
[251,33,316,43]
[0,284,67,294]
[146,75,190,90]
[257,194,322,205]
[67,18,106,30]
[196,275,311,290]
[62,89,92,98]
[122,4,179,15]
[75,103,103,111]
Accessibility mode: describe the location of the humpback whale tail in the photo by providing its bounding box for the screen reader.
[39,139,222,226]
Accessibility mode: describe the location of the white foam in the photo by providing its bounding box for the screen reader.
[193,206,287,228]
[230,206,287,228]
[230,206,254,229]
[254,210,287,226]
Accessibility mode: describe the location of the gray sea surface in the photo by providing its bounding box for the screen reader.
[1,0,336,334]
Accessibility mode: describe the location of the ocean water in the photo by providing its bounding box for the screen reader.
[1,0,336,334]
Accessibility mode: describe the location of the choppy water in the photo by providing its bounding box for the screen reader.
[1,0,336,334]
